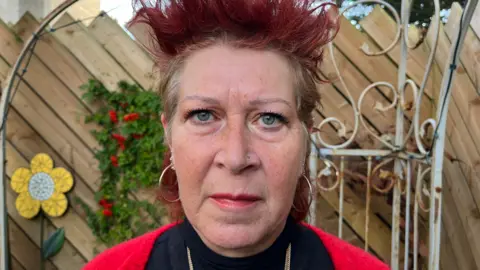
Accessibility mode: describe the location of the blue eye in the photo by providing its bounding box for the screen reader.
[195,111,212,122]
[186,109,214,123]
[259,113,288,127]
[261,114,277,126]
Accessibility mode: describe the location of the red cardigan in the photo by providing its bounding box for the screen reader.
[83,222,389,270]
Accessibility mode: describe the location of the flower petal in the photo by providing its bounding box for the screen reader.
[41,192,68,218]
[31,153,54,174]
[11,168,32,193]
[50,168,73,193]
[15,192,40,219]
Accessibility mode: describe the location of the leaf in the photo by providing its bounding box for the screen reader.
[444,151,456,163]
[470,97,480,106]
[42,228,65,259]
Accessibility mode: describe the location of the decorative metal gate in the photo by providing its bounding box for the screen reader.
[307,0,478,269]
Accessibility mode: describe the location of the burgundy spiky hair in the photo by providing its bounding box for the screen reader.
[129,0,338,81]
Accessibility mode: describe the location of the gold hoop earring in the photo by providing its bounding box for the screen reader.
[170,155,175,171]
[292,174,313,211]
[158,163,180,203]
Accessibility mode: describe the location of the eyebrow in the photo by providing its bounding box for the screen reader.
[249,98,293,108]
[181,95,220,105]
[182,95,292,108]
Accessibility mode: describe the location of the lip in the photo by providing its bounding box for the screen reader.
[209,193,261,210]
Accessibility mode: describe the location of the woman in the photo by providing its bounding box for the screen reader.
[84,0,389,269]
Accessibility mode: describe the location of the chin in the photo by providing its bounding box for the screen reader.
[201,217,268,250]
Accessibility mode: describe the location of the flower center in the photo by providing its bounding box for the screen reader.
[28,172,55,201]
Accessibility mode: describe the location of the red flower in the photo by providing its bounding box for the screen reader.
[109,110,118,124]
[103,203,113,209]
[132,134,144,139]
[99,198,108,206]
[111,134,126,150]
[102,209,113,217]
[123,113,140,122]
[110,155,118,167]
[120,102,128,109]
[112,133,126,143]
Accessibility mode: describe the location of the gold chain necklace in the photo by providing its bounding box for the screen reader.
[187,243,292,270]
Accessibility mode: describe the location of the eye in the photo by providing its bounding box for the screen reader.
[186,109,214,123]
[195,111,212,122]
[258,112,288,128]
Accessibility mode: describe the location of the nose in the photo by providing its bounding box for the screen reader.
[214,117,260,174]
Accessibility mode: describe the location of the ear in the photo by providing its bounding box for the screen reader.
[161,113,171,147]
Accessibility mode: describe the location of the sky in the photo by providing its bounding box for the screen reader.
[100,0,135,28]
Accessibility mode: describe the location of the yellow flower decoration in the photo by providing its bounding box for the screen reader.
[11,153,73,219]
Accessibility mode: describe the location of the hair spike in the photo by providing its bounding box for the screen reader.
[129,0,339,80]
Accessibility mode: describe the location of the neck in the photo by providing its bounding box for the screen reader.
[194,219,288,258]
[180,216,294,260]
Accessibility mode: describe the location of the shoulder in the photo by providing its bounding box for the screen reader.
[82,222,179,270]
[301,222,390,270]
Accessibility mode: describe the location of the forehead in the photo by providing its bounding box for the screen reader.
[178,44,296,103]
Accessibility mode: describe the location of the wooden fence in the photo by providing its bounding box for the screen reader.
[0,2,479,269]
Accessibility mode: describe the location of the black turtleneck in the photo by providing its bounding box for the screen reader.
[145,216,334,270]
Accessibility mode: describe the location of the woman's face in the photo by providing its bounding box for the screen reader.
[162,44,307,256]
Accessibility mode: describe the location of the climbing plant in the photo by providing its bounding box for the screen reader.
[75,79,167,251]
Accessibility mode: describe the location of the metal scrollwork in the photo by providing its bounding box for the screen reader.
[309,0,479,269]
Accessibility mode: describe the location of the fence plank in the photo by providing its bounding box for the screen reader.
[51,12,135,91]
[360,7,440,99]
[0,57,105,260]
[318,48,409,246]
[439,166,478,270]
[9,255,25,270]
[12,12,99,112]
[335,14,434,122]
[6,108,98,212]
[126,22,152,54]
[5,139,104,261]
[319,185,394,263]
[320,45,397,145]
[440,227,459,270]
[88,14,156,90]
[445,3,480,91]
[425,21,480,207]
[442,136,480,269]
[312,112,392,251]
[0,57,102,193]
[5,161,87,270]
[471,3,480,38]
[312,114,366,249]
[360,7,480,178]
[0,20,100,151]
[315,193,365,249]
[7,218,57,270]
[361,9,480,268]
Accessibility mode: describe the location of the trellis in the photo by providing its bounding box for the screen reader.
[0,0,478,270]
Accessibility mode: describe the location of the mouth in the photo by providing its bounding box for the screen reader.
[209,193,261,210]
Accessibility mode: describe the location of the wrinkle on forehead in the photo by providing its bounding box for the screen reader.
[178,44,296,109]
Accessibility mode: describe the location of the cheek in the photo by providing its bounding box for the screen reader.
[170,126,213,196]
[260,130,305,199]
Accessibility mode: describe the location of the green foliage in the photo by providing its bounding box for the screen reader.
[76,79,167,250]
[340,0,457,30]
[42,228,65,260]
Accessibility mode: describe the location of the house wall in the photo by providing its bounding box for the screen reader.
[0,0,100,25]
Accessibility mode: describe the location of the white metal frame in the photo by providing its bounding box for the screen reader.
[308,0,478,269]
